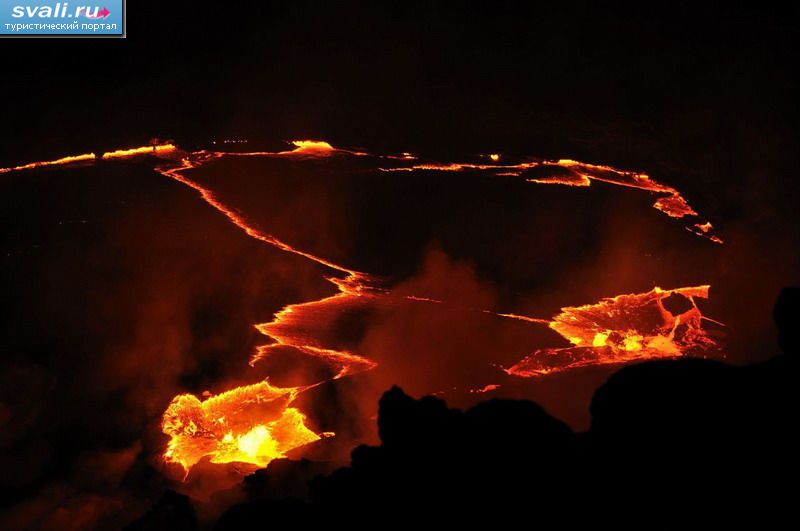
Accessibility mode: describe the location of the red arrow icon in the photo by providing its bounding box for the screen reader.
[87,7,111,19]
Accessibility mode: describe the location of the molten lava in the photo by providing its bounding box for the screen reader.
[102,144,177,159]
[281,139,337,156]
[0,139,726,475]
[161,381,320,470]
[153,148,379,386]
[0,152,96,173]
[378,155,722,243]
[506,286,721,377]
[0,143,178,175]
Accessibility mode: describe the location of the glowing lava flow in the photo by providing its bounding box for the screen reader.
[0,144,178,174]
[2,141,376,472]
[154,145,379,380]
[0,152,96,173]
[102,144,177,159]
[378,156,722,244]
[1,139,725,473]
[154,142,722,470]
[154,142,382,472]
[162,381,321,470]
[505,285,721,377]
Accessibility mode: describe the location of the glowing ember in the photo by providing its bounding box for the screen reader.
[471,384,501,394]
[506,286,721,377]
[653,195,698,218]
[687,222,724,244]
[161,381,321,470]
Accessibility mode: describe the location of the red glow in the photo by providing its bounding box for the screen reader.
[0,140,726,473]
[505,286,721,377]
[161,381,320,470]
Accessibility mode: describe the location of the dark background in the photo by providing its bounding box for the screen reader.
[1,1,798,529]
[1,1,797,165]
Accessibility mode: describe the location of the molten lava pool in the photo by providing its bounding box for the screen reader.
[0,140,727,475]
